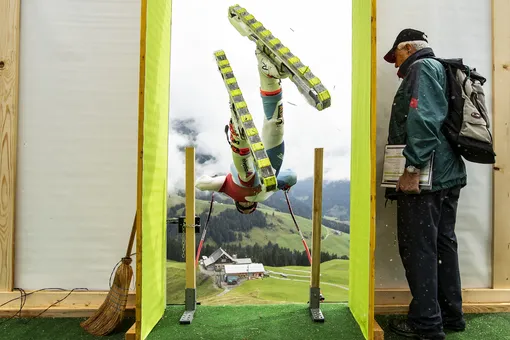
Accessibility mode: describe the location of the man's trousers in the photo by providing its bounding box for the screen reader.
[396,185,465,334]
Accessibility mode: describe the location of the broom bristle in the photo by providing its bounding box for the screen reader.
[80,257,134,336]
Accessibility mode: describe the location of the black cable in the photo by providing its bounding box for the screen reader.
[20,288,90,325]
[0,288,88,326]
[0,253,137,325]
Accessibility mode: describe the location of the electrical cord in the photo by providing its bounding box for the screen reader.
[0,252,137,326]
[0,288,89,326]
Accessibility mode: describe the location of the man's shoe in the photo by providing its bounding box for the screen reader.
[389,318,446,340]
[443,321,466,332]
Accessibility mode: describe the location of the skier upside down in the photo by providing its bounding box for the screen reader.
[195,48,298,214]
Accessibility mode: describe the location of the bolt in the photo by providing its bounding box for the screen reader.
[0,61,4,69]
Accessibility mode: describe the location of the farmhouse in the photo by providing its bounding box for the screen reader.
[201,247,253,271]
[224,263,265,283]
[232,257,252,265]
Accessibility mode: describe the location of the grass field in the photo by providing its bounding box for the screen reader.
[168,196,350,257]
[166,261,222,304]
[166,259,349,305]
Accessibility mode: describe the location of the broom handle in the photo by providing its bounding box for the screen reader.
[125,213,137,258]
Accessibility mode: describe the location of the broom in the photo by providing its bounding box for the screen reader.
[80,213,137,336]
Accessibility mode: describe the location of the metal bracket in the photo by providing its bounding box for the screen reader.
[309,287,325,322]
[179,288,197,324]
[168,216,201,233]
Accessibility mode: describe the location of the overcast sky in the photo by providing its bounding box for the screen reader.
[167,0,352,192]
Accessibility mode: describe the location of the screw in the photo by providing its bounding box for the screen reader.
[0,61,5,69]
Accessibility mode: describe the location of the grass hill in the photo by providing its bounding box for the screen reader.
[166,259,349,305]
[167,195,350,261]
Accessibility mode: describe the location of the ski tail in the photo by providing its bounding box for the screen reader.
[228,4,331,111]
[213,50,278,193]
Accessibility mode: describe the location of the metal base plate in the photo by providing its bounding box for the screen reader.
[179,310,195,324]
[309,308,325,322]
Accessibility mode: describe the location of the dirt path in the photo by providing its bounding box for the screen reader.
[267,276,349,290]
[217,287,232,297]
[324,227,331,240]
[267,270,315,279]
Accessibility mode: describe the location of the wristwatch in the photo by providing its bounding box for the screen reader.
[406,165,419,174]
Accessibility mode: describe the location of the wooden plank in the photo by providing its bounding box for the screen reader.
[125,322,137,340]
[135,0,148,339]
[373,319,384,340]
[0,291,136,317]
[369,0,377,337]
[0,0,20,292]
[375,303,510,315]
[375,288,510,305]
[492,0,510,289]
[0,306,136,318]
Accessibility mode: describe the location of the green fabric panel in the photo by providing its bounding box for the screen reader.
[140,0,172,339]
[349,0,372,339]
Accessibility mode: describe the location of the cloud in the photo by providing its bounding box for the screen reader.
[168,0,352,192]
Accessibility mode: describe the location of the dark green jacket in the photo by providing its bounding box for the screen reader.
[385,48,467,200]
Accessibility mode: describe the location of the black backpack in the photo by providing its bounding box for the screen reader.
[433,57,496,164]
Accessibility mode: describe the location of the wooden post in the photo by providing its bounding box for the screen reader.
[180,146,196,324]
[309,147,324,322]
[185,147,196,290]
[0,0,21,292]
[492,0,510,289]
[311,148,323,289]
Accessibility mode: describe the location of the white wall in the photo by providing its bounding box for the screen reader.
[15,1,140,290]
[375,0,493,289]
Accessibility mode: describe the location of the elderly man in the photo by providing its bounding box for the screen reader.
[383,29,467,339]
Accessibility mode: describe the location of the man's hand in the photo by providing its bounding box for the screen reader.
[396,169,421,194]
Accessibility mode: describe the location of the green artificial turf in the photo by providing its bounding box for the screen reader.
[148,303,364,340]
[0,316,134,340]
[376,313,510,340]
[2,305,510,340]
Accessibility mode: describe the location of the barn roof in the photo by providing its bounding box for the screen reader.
[224,263,265,274]
[234,258,252,264]
[203,247,235,267]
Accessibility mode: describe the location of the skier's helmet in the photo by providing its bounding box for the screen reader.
[235,201,257,214]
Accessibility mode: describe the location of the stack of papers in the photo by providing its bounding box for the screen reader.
[381,145,434,190]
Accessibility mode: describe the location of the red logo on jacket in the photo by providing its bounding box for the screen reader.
[410,98,418,109]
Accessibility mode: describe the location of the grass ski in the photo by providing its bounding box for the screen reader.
[228,4,331,111]
[214,49,278,193]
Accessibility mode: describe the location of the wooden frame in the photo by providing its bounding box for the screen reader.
[370,0,378,338]
[134,0,148,339]
[491,0,510,290]
[0,0,21,293]
[0,3,507,340]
